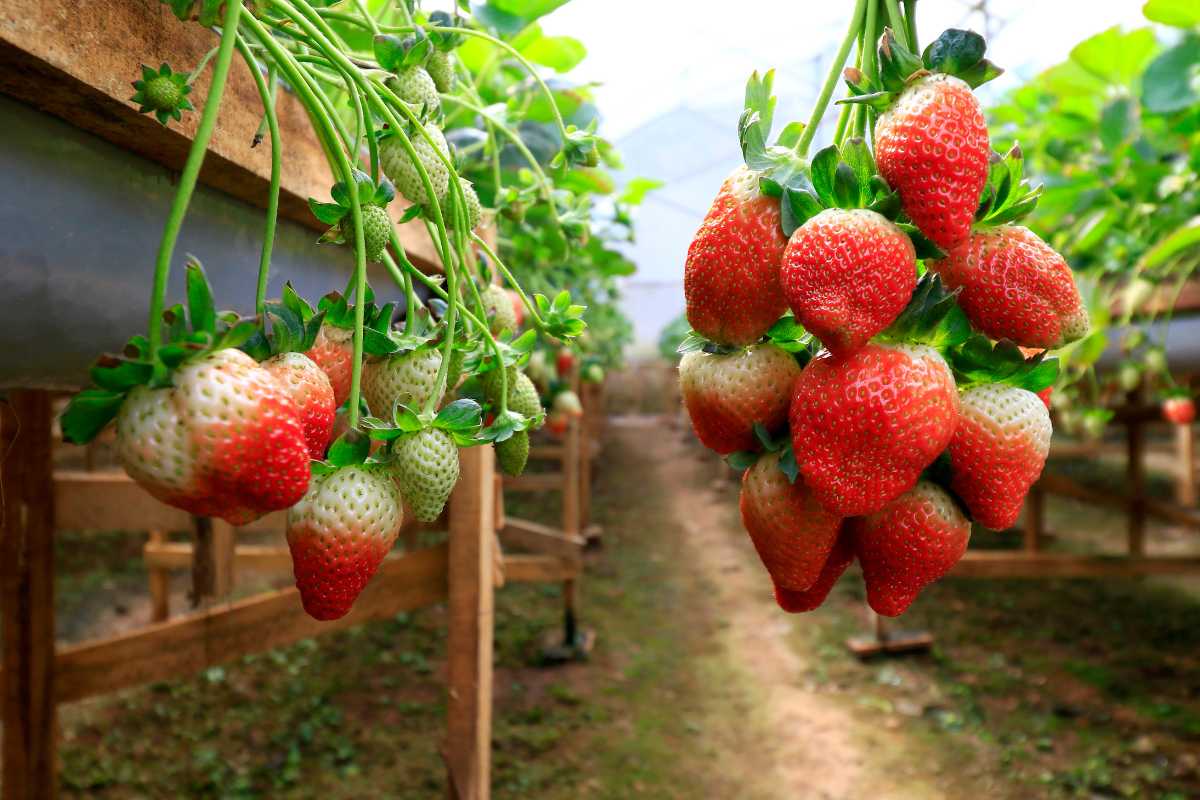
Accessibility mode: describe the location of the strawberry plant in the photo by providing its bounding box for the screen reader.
[678,0,1087,616]
[59,0,637,621]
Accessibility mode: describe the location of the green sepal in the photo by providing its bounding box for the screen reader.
[896,224,946,261]
[533,291,587,339]
[725,450,758,472]
[326,430,371,467]
[974,144,1043,227]
[764,314,813,355]
[89,354,154,392]
[434,398,484,446]
[879,272,971,348]
[373,34,409,73]
[921,28,1003,89]
[184,258,216,335]
[60,389,126,444]
[163,303,188,342]
[948,337,1059,392]
[478,409,531,444]
[738,70,807,188]
[308,199,347,226]
[877,28,927,92]
[777,441,800,484]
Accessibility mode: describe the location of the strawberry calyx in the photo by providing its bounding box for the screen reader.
[241,283,327,361]
[973,144,1043,228]
[362,397,485,448]
[131,62,194,125]
[61,258,260,445]
[308,169,395,247]
[841,28,1003,113]
[947,337,1059,393]
[726,423,801,483]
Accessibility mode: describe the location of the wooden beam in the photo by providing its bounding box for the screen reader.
[445,446,494,800]
[952,552,1200,578]
[502,555,579,584]
[49,545,449,705]
[501,473,563,493]
[0,0,440,268]
[1177,423,1196,507]
[1,391,58,798]
[528,445,565,460]
[1143,498,1200,530]
[146,531,170,623]
[143,542,293,573]
[499,519,584,562]
[54,471,287,534]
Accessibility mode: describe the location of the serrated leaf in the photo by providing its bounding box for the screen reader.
[434,398,483,432]
[363,327,400,357]
[392,404,424,432]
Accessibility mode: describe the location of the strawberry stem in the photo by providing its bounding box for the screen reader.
[146,0,242,367]
[235,35,281,318]
[883,0,911,51]
[903,0,919,52]
[854,0,883,140]
[793,0,868,157]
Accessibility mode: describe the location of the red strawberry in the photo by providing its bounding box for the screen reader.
[875,73,990,251]
[1036,387,1052,410]
[684,165,788,346]
[305,323,355,407]
[287,465,403,620]
[948,384,1051,530]
[1163,396,1196,425]
[556,348,576,378]
[263,352,336,459]
[780,208,916,357]
[740,451,843,591]
[854,481,971,617]
[115,349,311,525]
[679,343,801,455]
[929,225,1089,348]
[789,343,958,516]
[774,530,855,613]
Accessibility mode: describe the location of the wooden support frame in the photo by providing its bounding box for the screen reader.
[4,412,502,797]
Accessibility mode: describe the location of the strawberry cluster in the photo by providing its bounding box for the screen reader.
[680,29,1088,617]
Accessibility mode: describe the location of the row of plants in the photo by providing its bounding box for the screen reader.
[990,0,1200,433]
[61,0,641,621]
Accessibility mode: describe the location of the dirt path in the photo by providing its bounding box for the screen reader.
[610,414,989,800]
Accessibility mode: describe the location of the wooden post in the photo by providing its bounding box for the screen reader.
[1,390,59,798]
[1023,484,1044,553]
[191,517,214,607]
[147,530,170,622]
[1176,422,1196,507]
[445,446,495,800]
[211,520,235,599]
[1126,392,1147,556]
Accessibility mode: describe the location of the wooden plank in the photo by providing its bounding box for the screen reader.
[1,390,58,798]
[501,473,563,493]
[528,445,565,460]
[54,471,287,534]
[1177,423,1196,507]
[951,552,1200,578]
[0,0,440,268]
[143,542,293,573]
[1037,472,1129,510]
[51,545,449,704]
[1023,485,1044,553]
[499,519,584,562]
[503,555,579,584]
[1127,395,1147,556]
[212,520,236,598]
[1144,498,1200,530]
[445,446,494,800]
[147,531,170,622]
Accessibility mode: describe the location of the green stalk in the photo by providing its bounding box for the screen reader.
[187,45,221,84]
[832,9,867,147]
[147,0,243,361]
[793,0,868,157]
[884,0,910,50]
[469,232,545,331]
[236,35,282,317]
[903,0,919,52]
[855,0,882,139]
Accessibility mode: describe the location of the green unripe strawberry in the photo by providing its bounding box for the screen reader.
[362,347,442,418]
[380,124,450,206]
[340,204,392,263]
[445,346,466,392]
[509,372,542,420]
[430,178,482,231]
[1117,362,1141,392]
[393,427,460,522]
[481,284,516,335]
[1145,347,1168,374]
[496,430,529,477]
[481,363,518,406]
[386,66,440,115]
[428,50,456,93]
[144,75,183,111]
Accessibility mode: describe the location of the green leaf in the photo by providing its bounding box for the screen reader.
[1141,37,1200,114]
[781,186,823,236]
[217,318,260,351]
[487,0,570,24]
[1098,97,1135,150]
[520,35,586,72]
[809,145,839,208]
[922,28,986,75]
[877,28,925,92]
[309,199,347,225]
[1139,216,1200,269]
[373,34,406,72]
[392,404,424,433]
[373,177,396,208]
[434,398,483,432]
[185,259,216,335]
[60,389,126,444]
[618,177,663,206]
[1143,0,1200,27]
[1069,26,1157,86]
[327,432,370,467]
[831,163,859,209]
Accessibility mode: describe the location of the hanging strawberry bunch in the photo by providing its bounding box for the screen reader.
[60,0,605,622]
[679,0,1088,617]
